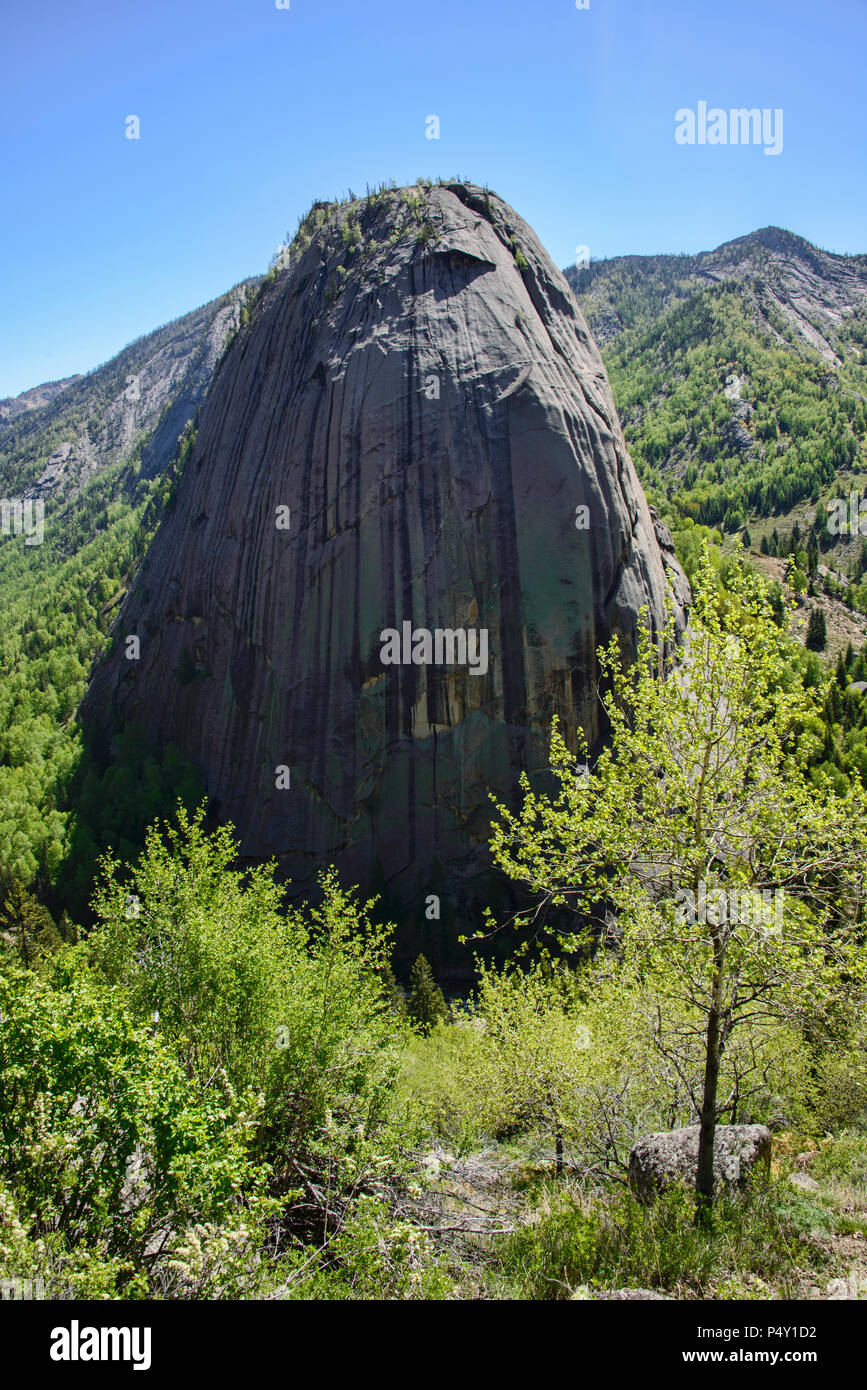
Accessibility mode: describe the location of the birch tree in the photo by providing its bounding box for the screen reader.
[488,548,867,1221]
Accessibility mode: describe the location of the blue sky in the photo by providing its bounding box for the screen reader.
[1,0,865,398]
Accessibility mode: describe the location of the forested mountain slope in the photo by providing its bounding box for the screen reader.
[0,282,254,902]
[566,228,867,531]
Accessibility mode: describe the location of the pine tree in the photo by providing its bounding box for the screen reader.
[0,881,61,967]
[407,954,448,1033]
[806,606,827,652]
[760,535,770,555]
[742,527,752,550]
[381,960,407,1017]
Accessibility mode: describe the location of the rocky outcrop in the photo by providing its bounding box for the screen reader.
[568,226,867,369]
[0,286,253,506]
[86,182,688,967]
[628,1124,772,1201]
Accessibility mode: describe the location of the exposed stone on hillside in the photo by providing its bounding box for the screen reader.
[629,1124,772,1201]
[86,183,688,965]
[0,285,253,506]
[569,226,867,365]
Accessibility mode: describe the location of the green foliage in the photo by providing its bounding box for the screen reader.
[804,641,867,792]
[409,958,814,1174]
[59,723,204,920]
[399,1022,486,1151]
[407,954,448,1034]
[0,407,204,909]
[569,255,867,533]
[810,1131,867,1188]
[380,960,408,1018]
[89,805,413,1231]
[276,1198,457,1301]
[0,808,420,1297]
[0,966,275,1298]
[498,1183,821,1299]
[0,880,62,967]
[487,547,867,1209]
[806,605,827,651]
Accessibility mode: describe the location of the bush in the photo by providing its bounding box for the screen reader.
[88,805,414,1242]
[400,1022,486,1150]
[277,1198,457,1301]
[811,1130,867,1188]
[0,967,275,1298]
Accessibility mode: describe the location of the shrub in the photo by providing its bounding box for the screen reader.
[811,1130,867,1188]
[88,806,413,1241]
[0,967,274,1298]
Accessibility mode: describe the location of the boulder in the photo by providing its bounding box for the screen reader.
[628,1124,772,1201]
[592,1288,673,1300]
[788,1171,820,1193]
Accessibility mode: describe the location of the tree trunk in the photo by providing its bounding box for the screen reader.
[695,934,725,1227]
[555,1128,564,1178]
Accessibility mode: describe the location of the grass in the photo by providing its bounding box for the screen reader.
[492,1181,828,1300]
[396,1029,867,1299]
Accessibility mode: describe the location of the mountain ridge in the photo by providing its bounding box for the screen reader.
[566,223,867,533]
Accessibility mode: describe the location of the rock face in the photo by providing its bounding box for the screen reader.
[0,286,252,507]
[628,1124,772,1201]
[86,182,688,967]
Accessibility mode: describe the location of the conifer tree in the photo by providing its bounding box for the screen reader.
[381,960,408,1017]
[0,881,61,967]
[407,954,448,1033]
[806,607,827,652]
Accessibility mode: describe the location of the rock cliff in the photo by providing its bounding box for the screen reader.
[86,182,689,967]
[0,285,253,505]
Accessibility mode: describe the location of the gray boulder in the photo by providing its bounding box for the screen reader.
[788,1171,819,1193]
[628,1124,772,1201]
[592,1288,673,1300]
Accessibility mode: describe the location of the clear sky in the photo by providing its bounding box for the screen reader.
[1,0,865,398]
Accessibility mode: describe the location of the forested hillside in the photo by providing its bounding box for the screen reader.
[567,228,867,535]
[0,283,255,909]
